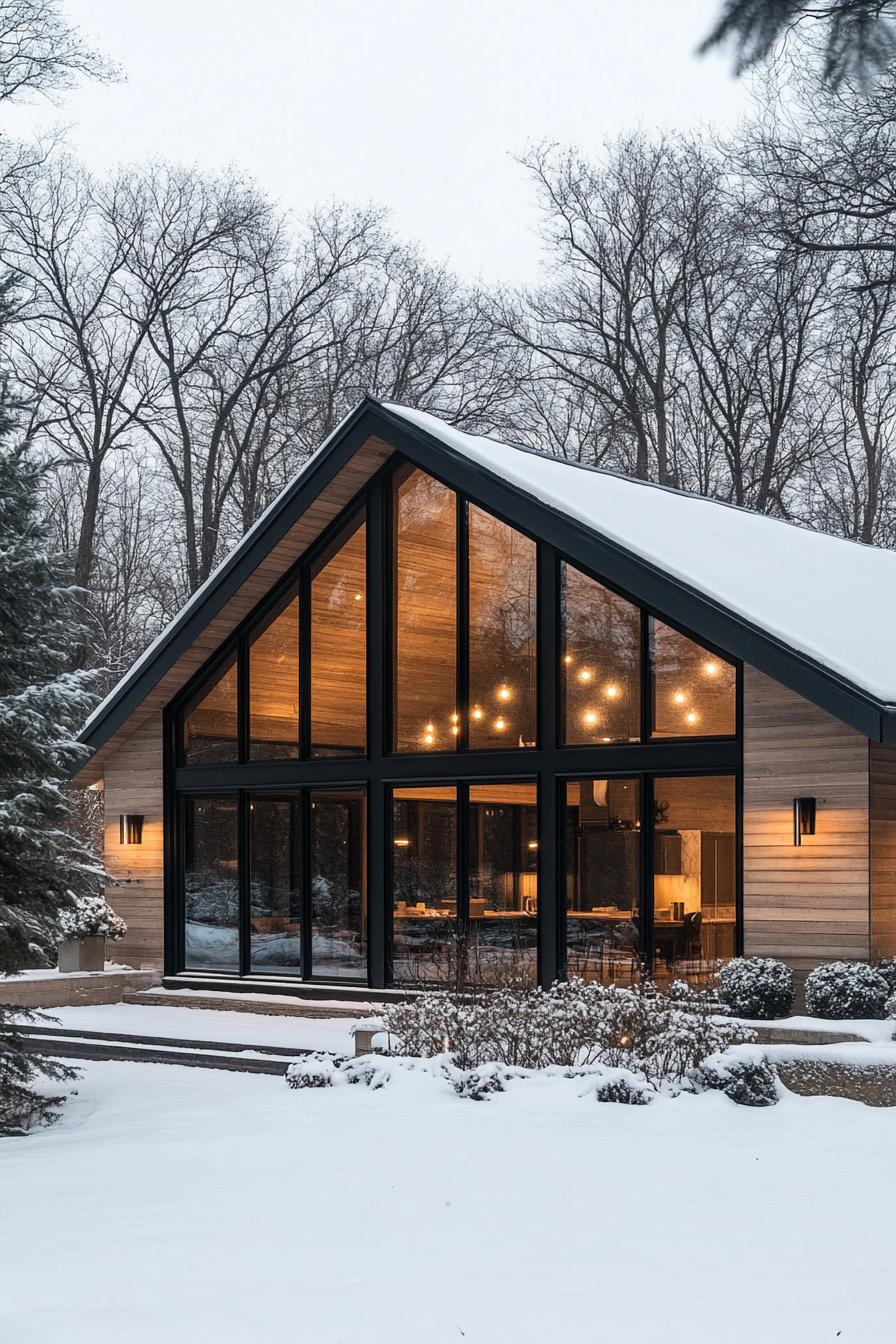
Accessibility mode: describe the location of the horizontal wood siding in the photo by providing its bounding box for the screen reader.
[743,666,870,969]
[870,742,896,960]
[102,715,164,969]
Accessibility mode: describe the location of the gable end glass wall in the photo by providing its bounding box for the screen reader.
[168,457,741,990]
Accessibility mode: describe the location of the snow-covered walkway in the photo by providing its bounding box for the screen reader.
[1,1059,893,1343]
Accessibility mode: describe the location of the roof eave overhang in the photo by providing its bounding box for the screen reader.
[72,398,895,780]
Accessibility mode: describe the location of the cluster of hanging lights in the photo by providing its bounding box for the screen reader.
[419,682,517,747]
[669,658,722,727]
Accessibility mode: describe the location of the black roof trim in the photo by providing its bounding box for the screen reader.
[77,397,896,761]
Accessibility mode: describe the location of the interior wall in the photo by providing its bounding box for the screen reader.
[743,666,870,970]
[102,714,165,969]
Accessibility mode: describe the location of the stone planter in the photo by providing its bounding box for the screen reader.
[58,936,105,974]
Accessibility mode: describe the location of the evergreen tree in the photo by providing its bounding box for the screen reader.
[0,294,105,1130]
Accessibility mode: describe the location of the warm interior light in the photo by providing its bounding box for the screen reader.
[604,684,619,699]
[582,709,599,727]
[494,716,507,732]
[423,733,435,746]
[685,710,698,725]
[425,722,435,733]
[450,712,459,724]
[471,705,484,721]
[577,668,593,684]
[354,592,363,602]
[703,659,720,677]
[451,724,460,736]
[563,654,573,665]
[527,840,539,851]
[497,684,512,702]
[673,691,686,705]
[394,837,411,848]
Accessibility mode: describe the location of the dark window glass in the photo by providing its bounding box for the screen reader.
[561,564,641,744]
[310,788,367,979]
[311,517,366,757]
[249,796,302,974]
[468,782,538,984]
[183,796,239,971]
[651,775,736,985]
[394,469,457,752]
[650,619,736,738]
[468,506,536,749]
[182,658,238,764]
[391,786,458,984]
[249,593,299,760]
[564,779,641,984]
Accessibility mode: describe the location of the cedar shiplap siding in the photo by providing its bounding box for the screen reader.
[743,666,870,969]
[102,714,164,969]
[870,742,896,961]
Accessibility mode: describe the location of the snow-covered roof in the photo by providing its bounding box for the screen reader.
[382,403,896,706]
[77,396,896,769]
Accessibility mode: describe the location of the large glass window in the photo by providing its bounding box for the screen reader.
[468,506,536,750]
[468,782,538,984]
[310,516,366,757]
[394,469,457,752]
[391,786,458,984]
[249,593,299,760]
[183,796,239,971]
[650,620,736,738]
[651,775,736,984]
[310,788,367,979]
[561,564,641,744]
[249,796,302,974]
[182,658,238,764]
[564,779,641,984]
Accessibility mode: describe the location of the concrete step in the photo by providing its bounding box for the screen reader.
[3,1024,336,1076]
[126,987,378,1020]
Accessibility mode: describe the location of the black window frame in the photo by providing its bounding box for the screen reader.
[166,454,742,989]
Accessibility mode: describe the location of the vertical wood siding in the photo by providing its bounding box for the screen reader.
[743,666,870,969]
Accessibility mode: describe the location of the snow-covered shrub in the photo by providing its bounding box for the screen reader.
[341,1055,392,1089]
[58,893,127,942]
[696,1056,779,1107]
[718,957,794,1019]
[285,1053,338,1088]
[450,1064,507,1101]
[884,991,896,1020]
[804,961,889,1019]
[873,958,896,995]
[593,1074,652,1105]
[380,978,754,1092]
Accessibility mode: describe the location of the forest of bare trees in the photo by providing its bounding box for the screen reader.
[5,47,896,690]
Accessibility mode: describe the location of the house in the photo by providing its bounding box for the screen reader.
[71,398,896,997]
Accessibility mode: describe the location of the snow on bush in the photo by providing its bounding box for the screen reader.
[378,978,755,1095]
[804,961,889,1019]
[874,958,896,995]
[696,1055,780,1107]
[718,957,794,1019]
[57,893,127,943]
[885,991,896,1020]
[593,1074,653,1105]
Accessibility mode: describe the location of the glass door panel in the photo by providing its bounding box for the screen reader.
[249,795,302,974]
[310,788,367,979]
[391,785,458,984]
[651,775,736,985]
[563,778,641,984]
[468,781,538,985]
[183,796,239,971]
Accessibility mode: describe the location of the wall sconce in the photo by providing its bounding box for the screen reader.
[793,797,816,846]
[119,814,144,845]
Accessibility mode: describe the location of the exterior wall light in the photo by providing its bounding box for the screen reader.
[120,814,144,845]
[793,797,816,846]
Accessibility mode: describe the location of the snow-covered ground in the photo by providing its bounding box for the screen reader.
[2,1061,894,1344]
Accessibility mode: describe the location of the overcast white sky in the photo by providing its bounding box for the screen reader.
[6,0,755,284]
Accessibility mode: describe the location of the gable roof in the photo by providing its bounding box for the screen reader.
[74,396,896,777]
